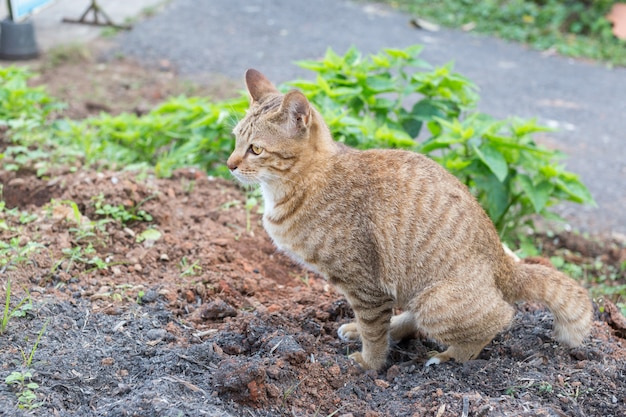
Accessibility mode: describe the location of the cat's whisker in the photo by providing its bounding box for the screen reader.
[260,171,304,187]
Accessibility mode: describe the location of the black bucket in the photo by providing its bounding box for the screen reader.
[0,18,39,60]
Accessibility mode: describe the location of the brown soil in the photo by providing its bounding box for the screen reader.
[1,45,625,417]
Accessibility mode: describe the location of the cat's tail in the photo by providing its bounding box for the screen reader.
[502,260,593,347]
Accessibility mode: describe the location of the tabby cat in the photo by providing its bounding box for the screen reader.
[227,69,593,371]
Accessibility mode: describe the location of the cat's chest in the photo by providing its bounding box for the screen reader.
[264,216,322,274]
[261,204,323,271]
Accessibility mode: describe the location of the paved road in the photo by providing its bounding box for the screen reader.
[11,0,625,235]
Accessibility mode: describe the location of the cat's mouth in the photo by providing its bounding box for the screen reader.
[231,170,259,185]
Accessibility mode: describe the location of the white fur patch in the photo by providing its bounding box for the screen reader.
[424,356,441,367]
[337,323,360,342]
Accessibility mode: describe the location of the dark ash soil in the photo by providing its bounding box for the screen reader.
[1,47,626,417]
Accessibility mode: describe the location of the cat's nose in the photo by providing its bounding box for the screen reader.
[227,156,240,171]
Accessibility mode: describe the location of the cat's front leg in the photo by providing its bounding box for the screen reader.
[339,294,394,371]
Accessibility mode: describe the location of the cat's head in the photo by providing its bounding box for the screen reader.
[227,69,330,186]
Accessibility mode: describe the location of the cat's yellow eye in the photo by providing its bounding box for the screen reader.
[249,144,263,155]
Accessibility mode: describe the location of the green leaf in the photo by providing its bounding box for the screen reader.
[316,74,332,95]
[411,99,442,121]
[473,144,508,182]
[401,117,422,138]
[444,157,472,172]
[136,228,162,243]
[366,76,395,93]
[384,48,411,59]
[374,125,415,148]
[371,54,390,67]
[473,167,510,223]
[556,177,596,205]
[323,48,343,68]
[517,175,554,212]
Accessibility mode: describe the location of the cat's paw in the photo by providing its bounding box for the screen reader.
[424,356,441,367]
[348,351,386,370]
[424,350,449,367]
[348,352,368,369]
[338,323,360,342]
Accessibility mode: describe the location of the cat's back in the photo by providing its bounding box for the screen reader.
[329,148,472,209]
[325,148,503,286]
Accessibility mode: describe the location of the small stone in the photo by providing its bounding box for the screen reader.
[328,364,341,377]
[133,264,143,272]
[266,383,280,398]
[115,383,131,395]
[111,266,122,275]
[201,299,238,320]
[97,286,111,294]
[101,357,115,366]
[8,178,26,186]
[213,357,267,403]
[212,239,229,247]
[266,365,281,379]
[374,379,390,389]
[266,335,306,365]
[141,289,158,303]
[267,304,281,313]
[146,329,167,341]
[195,283,206,298]
[123,227,136,237]
[386,365,401,381]
[159,254,170,261]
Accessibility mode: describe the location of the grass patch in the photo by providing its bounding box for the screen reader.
[379,0,626,66]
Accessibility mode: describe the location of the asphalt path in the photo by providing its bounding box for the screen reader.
[109,0,625,235]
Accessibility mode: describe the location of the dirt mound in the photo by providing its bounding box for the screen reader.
[1,167,625,416]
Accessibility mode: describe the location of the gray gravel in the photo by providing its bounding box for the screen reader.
[115,0,626,235]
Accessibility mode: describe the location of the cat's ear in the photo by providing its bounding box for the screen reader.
[278,90,312,136]
[245,69,279,103]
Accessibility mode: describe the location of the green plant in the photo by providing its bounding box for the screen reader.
[5,370,42,410]
[0,66,57,125]
[0,66,67,176]
[54,95,248,177]
[179,256,202,277]
[1,279,33,334]
[292,46,594,242]
[537,381,554,395]
[136,228,162,243]
[20,319,49,367]
[55,243,107,273]
[136,290,146,304]
[0,237,44,271]
[43,43,91,70]
[91,193,155,224]
[281,378,304,410]
[380,0,626,66]
[68,218,111,245]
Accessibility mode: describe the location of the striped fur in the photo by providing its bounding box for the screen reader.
[226,69,593,371]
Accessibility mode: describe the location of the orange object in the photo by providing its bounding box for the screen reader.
[607,3,626,40]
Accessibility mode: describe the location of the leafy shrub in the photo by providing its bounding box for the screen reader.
[0,66,67,176]
[386,0,626,66]
[55,95,247,177]
[292,46,594,241]
[0,66,57,126]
